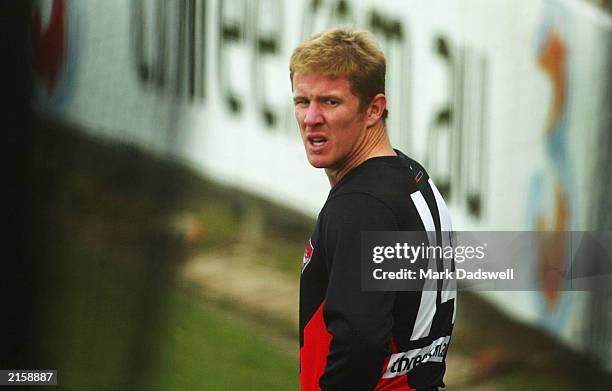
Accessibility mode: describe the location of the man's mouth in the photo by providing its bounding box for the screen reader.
[308,136,328,147]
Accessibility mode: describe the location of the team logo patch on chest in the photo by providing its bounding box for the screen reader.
[302,239,314,273]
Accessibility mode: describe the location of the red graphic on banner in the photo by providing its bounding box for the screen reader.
[32,0,66,95]
[535,26,569,313]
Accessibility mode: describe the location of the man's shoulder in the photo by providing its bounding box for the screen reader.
[319,192,398,232]
[323,192,395,218]
[332,153,431,205]
[338,151,430,193]
[393,149,432,186]
[320,151,441,232]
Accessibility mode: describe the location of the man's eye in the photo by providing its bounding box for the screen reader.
[325,99,338,106]
[294,99,308,106]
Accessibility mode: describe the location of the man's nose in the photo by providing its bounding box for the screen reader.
[303,103,323,127]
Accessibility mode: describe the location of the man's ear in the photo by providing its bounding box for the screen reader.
[365,93,387,127]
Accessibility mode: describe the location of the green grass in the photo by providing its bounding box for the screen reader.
[153,290,298,391]
[39,247,298,391]
[498,371,572,391]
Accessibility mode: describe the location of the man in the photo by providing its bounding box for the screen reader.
[290,28,456,391]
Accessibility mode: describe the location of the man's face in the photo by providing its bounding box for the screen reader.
[292,73,368,170]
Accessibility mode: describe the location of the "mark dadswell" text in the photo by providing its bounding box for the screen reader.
[372,268,514,280]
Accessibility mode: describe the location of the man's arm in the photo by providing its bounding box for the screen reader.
[319,193,398,391]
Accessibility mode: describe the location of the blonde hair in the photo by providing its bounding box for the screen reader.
[289,27,388,119]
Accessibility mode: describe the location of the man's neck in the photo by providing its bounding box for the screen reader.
[325,122,396,187]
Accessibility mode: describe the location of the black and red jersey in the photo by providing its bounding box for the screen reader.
[299,150,456,391]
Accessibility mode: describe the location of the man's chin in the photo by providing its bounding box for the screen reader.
[307,155,331,169]
[306,153,325,168]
